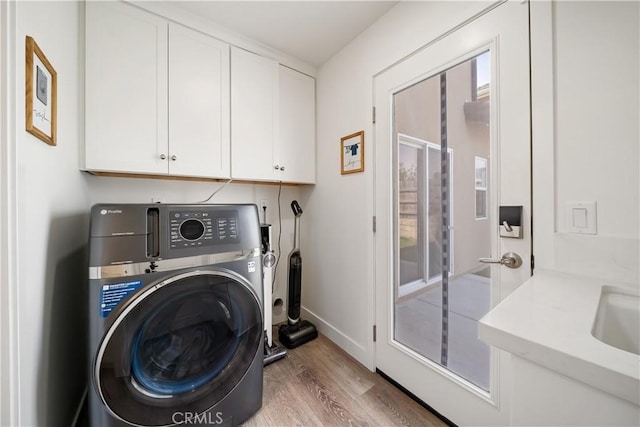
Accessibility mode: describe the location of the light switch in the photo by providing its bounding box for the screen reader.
[572,208,587,228]
[566,201,597,234]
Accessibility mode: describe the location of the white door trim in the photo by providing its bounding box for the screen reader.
[0,1,20,425]
[529,1,555,269]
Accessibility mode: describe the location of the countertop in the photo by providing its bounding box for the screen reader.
[478,269,640,406]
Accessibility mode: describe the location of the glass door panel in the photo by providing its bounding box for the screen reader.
[393,50,492,391]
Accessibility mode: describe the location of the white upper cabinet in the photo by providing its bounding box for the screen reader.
[86,2,314,183]
[278,66,316,184]
[231,48,316,183]
[168,23,230,178]
[85,2,230,179]
[85,1,168,175]
[230,47,279,181]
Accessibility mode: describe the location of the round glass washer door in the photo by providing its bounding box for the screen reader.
[95,269,263,426]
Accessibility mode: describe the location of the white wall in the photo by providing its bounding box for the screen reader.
[303,1,494,367]
[6,2,302,425]
[533,1,640,286]
[13,2,89,425]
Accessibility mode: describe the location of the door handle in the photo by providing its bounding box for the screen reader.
[478,252,522,268]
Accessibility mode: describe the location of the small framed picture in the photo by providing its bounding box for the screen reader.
[26,36,57,146]
[341,130,364,174]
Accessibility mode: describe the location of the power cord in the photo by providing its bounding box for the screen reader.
[196,178,233,204]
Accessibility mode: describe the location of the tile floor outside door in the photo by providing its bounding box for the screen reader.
[395,273,491,390]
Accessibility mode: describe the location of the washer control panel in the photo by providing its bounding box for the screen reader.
[169,209,239,249]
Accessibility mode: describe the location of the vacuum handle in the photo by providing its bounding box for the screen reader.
[291,200,303,217]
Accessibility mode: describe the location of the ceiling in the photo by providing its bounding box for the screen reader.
[173,1,398,67]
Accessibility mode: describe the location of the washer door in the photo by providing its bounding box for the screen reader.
[95,269,263,426]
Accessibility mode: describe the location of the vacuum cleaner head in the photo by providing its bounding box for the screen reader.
[278,320,318,349]
[263,332,287,366]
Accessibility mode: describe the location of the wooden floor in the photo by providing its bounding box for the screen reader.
[243,333,447,427]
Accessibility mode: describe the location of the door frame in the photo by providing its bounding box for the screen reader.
[529,1,555,270]
[0,1,20,425]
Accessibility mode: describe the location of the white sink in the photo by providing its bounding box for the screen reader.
[592,286,640,355]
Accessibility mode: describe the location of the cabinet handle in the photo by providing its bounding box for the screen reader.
[160,154,167,160]
[280,166,285,171]
[171,155,177,161]
[274,165,280,170]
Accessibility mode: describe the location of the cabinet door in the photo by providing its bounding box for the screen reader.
[231,47,279,181]
[278,66,316,184]
[85,1,168,174]
[168,24,230,178]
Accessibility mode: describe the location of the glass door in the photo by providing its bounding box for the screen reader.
[394,51,492,391]
[374,2,532,424]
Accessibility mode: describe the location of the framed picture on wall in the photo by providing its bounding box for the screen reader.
[341,130,364,174]
[26,36,57,146]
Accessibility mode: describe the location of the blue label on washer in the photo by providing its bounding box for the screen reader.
[99,280,142,318]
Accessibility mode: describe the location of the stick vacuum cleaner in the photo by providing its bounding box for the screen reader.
[278,200,318,349]
[261,209,287,366]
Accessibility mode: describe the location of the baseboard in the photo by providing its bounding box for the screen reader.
[300,306,370,368]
